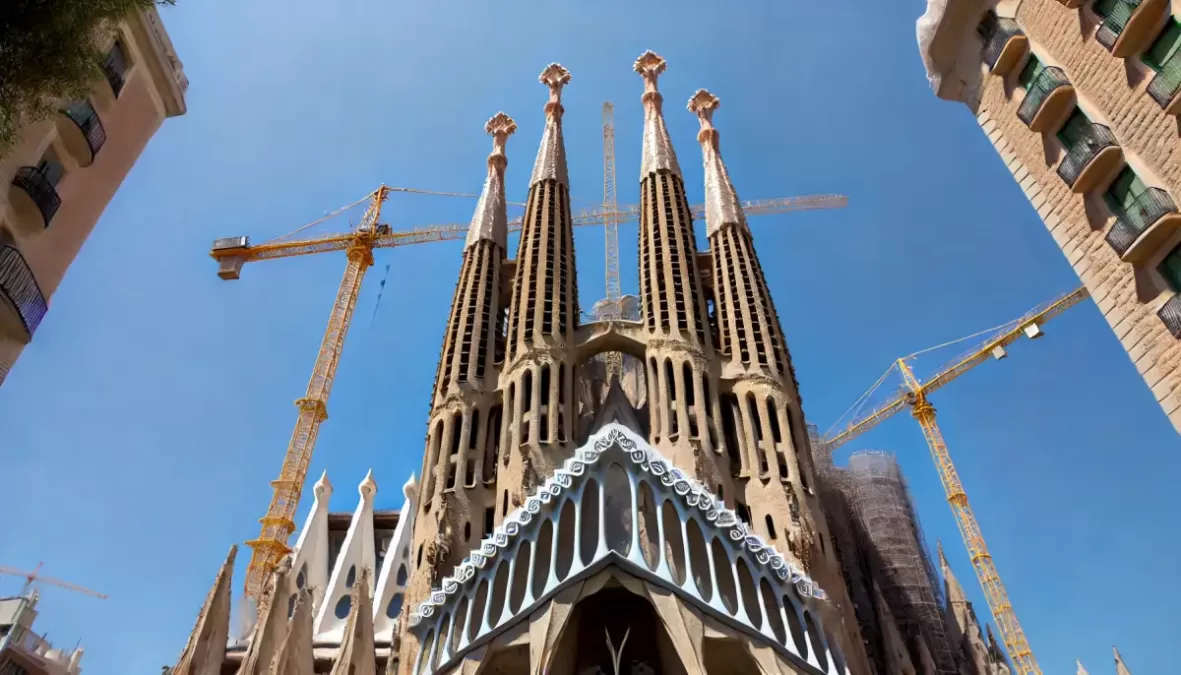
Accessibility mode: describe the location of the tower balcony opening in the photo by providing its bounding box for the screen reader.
[1055,111,1122,193]
[980,17,1028,76]
[1103,186,1181,262]
[9,167,62,231]
[1095,0,1167,59]
[56,100,106,167]
[0,245,47,344]
[1017,65,1075,132]
[1156,293,1181,338]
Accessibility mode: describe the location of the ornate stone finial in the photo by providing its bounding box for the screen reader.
[539,63,571,113]
[687,89,720,140]
[634,50,667,98]
[359,470,378,498]
[313,471,332,500]
[484,112,516,168]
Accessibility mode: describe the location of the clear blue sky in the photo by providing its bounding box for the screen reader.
[1,0,1176,673]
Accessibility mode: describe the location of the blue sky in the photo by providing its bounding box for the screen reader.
[1,0,1176,672]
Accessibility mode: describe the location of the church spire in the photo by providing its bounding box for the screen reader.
[635,50,681,178]
[172,545,236,675]
[529,63,570,187]
[1077,659,1090,675]
[465,112,516,250]
[688,89,746,237]
[938,539,968,605]
[1114,646,1132,675]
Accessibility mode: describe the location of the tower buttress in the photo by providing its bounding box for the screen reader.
[410,114,516,629]
[632,51,726,487]
[497,64,579,519]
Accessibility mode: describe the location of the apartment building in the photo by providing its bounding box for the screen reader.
[918,0,1181,432]
[0,6,187,384]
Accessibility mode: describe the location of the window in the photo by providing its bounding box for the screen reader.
[1104,167,1148,216]
[1056,108,1091,147]
[102,41,129,95]
[1144,18,1181,70]
[1157,243,1181,291]
[1092,0,1119,19]
[37,149,64,188]
[1018,54,1044,88]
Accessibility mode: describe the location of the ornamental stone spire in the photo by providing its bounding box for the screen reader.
[635,50,681,178]
[464,112,516,250]
[688,89,746,237]
[529,63,570,187]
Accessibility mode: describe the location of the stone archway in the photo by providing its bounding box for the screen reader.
[547,585,688,675]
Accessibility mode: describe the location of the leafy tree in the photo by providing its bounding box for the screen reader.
[0,0,174,155]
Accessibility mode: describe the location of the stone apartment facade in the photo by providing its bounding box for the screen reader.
[0,6,187,384]
[918,0,1181,433]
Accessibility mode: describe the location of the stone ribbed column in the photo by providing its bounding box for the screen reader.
[633,51,728,489]
[407,114,516,636]
[496,64,579,521]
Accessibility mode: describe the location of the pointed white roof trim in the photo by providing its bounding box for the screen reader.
[464,113,516,250]
[372,475,418,637]
[314,472,378,639]
[410,423,825,630]
[288,472,333,615]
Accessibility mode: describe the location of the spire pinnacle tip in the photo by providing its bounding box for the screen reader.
[484,112,517,138]
[688,89,720,118]
[539,63,571,107]
[634,50,667,79]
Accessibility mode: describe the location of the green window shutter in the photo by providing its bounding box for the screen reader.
[1158,244,1181,292]
[1105,167,1148,213]
[1057,108,1090,146]
[1092,0,1119,19]
[1144,18,1181,71]
[1019,55,1044,88]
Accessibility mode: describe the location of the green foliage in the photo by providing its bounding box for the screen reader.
[0,0,175,156]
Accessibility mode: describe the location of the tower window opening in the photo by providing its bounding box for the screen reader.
[502,490,509,516]
[721,394,742,473]
[747,394,763,442]
[464,522,472,542]
[766,515,777,538]
[446,462,457,490]
[469,409,481,450]
[417,544,424,569]
[776,450,789,481]
[522,370,533,413]
[484,507,495,536]
[558,363,566,404]
[449,414,462,456]
[484,405,502,481]
[683,363,696,406]
[767,397,782,444]
[665,359,678,436]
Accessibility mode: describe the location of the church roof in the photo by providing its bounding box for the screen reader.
[408,423,840,675]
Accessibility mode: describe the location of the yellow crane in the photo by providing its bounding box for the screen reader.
[215,184,848,602]
[822,286,1090,675]
[0,562,108,600]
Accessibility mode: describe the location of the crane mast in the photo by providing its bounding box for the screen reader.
[243,187,387,601]
[899,360,1039,675]
[602,102,623,378]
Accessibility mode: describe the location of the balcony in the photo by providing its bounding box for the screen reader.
[1147,53,1181,115]
[1095,0,1168,58]
[982,18,1029,75]
[56,101,106,167]
[0,245,47,344]
[1103,188,1181,262]
[9,167,61,230]
[1018,67,1075,132]
[1056,123,1122,193]
[1157,293,1181,338]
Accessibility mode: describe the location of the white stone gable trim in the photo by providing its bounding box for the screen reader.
[409,423,825,629]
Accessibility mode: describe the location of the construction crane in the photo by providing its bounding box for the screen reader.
[821,286,1090,675]
[0,562,108,600]
[216,185,848,602]
[601,102,623,378]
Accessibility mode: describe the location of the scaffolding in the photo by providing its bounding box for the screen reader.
[844,451,957,675]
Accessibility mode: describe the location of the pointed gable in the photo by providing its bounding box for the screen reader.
[332,569,377,675]
[316,471,378,639]
[269,589,315,675]
[408,423,843,675]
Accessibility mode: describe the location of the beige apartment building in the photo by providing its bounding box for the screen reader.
[0,6,187,385]
[919,0,1181,433]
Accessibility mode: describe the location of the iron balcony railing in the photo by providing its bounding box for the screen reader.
[1148,52,1181,108]
[64,101,107,158]
[101,53,125,97]
[11,167,61,228]
[0,245,47,339]
[1056,123,1118,187]
[1157,293,1181,338]
[1096,0,1144,51]
[982,18,1024,70]
[1104,187,1178,255]
[1018,67,1071,126]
